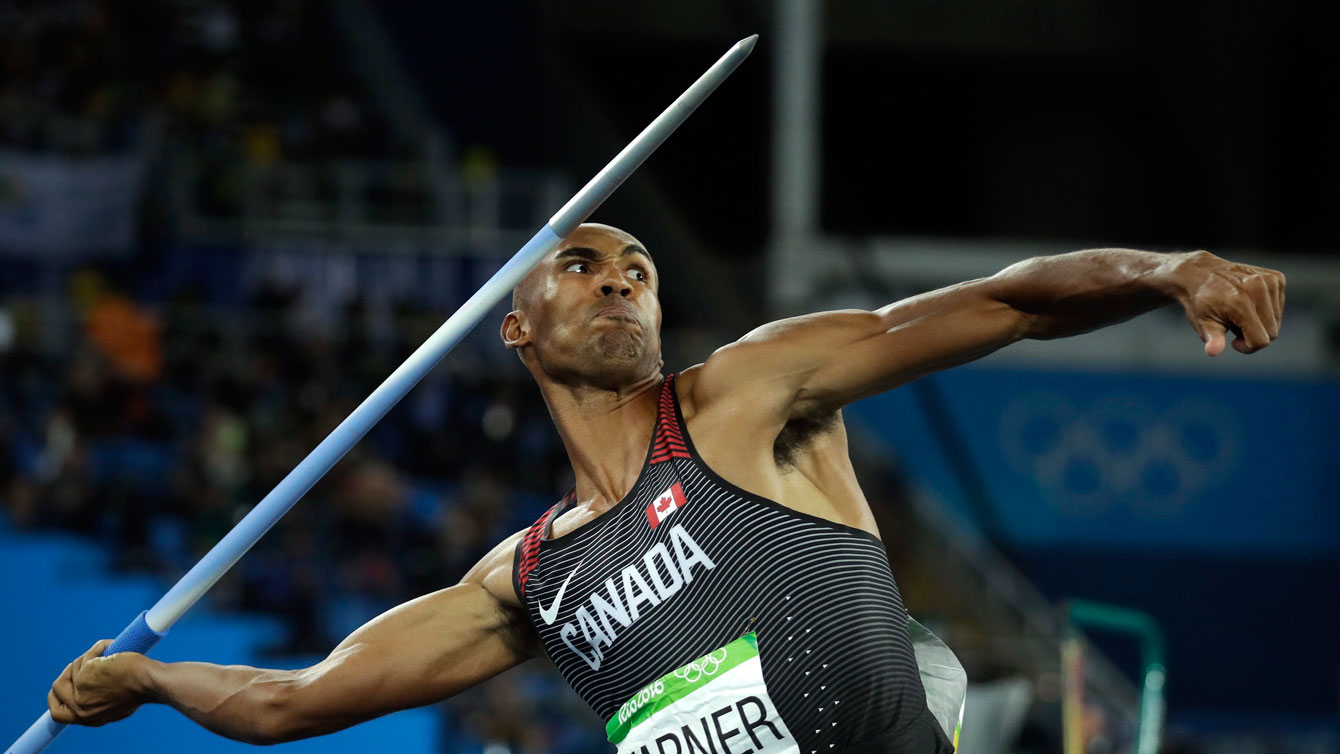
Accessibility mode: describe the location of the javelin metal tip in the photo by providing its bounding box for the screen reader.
[736,34,759,54]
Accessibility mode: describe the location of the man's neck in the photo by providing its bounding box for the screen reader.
[540,371,663,513]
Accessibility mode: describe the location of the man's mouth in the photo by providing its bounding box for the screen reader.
[595,305,638,322]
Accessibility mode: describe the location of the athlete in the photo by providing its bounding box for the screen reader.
[47,224,1285,752]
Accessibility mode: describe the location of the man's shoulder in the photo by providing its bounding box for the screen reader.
[672,363,706,418]
[463,528,531,611]
[684,311,865,403]
[673,339,794,428]
[674,358,750,419]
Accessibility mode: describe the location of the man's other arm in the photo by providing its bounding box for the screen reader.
[48,532,534,744]
[693,249,1285,416]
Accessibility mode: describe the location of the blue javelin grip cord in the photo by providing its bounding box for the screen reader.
[7,34,756,754]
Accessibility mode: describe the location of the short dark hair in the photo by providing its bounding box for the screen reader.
[511,277,533,312]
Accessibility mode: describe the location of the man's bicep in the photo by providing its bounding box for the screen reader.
[806,286,1025,405]
[699,279,1026,414]
[334,583,530,699]
[284,536,534,736]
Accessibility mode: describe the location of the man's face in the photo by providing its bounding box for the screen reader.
[503,224,663,389]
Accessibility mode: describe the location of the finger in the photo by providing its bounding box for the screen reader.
[1271,273,1285,333]
[49,688,74,723]
[1277,272,1286,323]
[71,654,87,697]
[1250,276,1279,340]
[63,659,81,709]
[72,640,111,680]
[1199,319,1227,356]
[1231,309,1271,353]
[54,661,74,692]
[1264,279,1280,339]
[51,665,77,718]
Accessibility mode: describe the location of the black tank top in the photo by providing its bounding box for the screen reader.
[513,374,953,753]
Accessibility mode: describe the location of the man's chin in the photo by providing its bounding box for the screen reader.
[597,329,642,358]
[574,335,658,389]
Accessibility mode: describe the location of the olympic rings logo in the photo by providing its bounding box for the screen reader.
[997,393,1241,518]
[674,648,728,683]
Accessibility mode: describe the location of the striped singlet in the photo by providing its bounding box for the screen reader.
[513,374,954,753]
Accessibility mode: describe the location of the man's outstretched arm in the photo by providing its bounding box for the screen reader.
[988,249,1283,354]
[48,532,534,745]
[694,249,1284,415]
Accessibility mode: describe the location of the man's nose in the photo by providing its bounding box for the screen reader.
[597,269,632,297]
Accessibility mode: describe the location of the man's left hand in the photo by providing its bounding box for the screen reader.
[1167,251,1286,356]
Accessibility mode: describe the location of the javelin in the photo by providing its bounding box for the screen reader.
[7,33,757,754]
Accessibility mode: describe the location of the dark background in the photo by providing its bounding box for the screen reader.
[386,0,1339,256]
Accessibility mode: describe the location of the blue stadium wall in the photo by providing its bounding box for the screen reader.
[846,365,1340,723]
[0,528,440,753]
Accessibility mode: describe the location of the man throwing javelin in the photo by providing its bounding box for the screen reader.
[47,223,1285,752]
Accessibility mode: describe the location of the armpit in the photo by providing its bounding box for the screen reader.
[496,600,541,658]
[774,407,839,470]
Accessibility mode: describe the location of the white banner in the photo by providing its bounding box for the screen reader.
[0,149,145,257]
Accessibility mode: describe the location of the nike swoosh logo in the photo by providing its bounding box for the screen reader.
[538,565,580,626]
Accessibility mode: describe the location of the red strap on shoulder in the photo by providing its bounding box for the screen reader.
[649,373,691,464]
[516,489,573,598]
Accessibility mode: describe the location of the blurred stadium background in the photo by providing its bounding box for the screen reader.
[0,1,1336,753]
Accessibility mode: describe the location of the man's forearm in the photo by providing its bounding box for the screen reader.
[991,248,1182,340]
[140,657,299,744]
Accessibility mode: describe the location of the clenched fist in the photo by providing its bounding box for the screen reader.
[1168,250,1286,356]
[48,640,149,727]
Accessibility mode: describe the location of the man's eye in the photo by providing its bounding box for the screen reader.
[629,268,647,282]
[563,261,590,273]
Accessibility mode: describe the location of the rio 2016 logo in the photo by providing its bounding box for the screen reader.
[617,679,667,724]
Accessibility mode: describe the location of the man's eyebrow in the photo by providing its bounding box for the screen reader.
[620,245,652,263]
[554,246,602,262]
[554,245,653,264]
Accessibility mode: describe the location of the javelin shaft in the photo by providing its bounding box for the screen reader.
[7,34,756,754]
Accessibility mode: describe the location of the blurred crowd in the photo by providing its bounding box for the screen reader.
[0,0,411,219]
[0,3,607,749]
[0,269,609,752]
[0,0,396,156]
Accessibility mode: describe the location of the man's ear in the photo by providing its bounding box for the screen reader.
[501,310,530,350]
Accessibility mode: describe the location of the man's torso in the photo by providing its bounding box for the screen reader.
[512,374,952,753]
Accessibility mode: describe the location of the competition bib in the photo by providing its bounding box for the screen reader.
[607,633,799,754]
